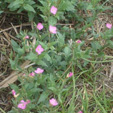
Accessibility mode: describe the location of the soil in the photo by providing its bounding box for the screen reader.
[0,13,30,112]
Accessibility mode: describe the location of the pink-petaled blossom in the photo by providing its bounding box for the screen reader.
[76,40,81,44]
[35,68,44,74]
[29,72,35,77]
[12,90,19,98]
[12,90,16,96]
[36,45,44,55]
[49,25,57,34]
[26,100,30,104]
[50,6,57,15]
[23,74,26,76]
[67,72,73,78]
[25,35,29,39]
[49,98,58,106]
[37,23,43,30]
[78,111,83,113]
[17,100,27,110]
[106,23,112,29]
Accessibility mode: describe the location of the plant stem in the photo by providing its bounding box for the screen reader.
[0,108,6,113]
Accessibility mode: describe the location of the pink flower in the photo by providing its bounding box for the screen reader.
[67,72,73,78]
[49,25,57,34]
[49,98,58,106]
[23,74,26,76]
[17,100,30,110]
[35,68,44,74]
[17,100,27,110]
[106,23,112,29]
[12,90,16,96]
[36,45,44,55]
[76,40,81,44]
[29,72,35,77]
[50,6,57,15]
[12,90,19,98]
[78,111,83,113]
[37,23,43,30]
[26,100,30,104]
[25,35,29,39]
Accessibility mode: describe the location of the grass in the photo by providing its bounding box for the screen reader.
[0,0,113,113]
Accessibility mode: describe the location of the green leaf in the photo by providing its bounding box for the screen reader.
[48,16,57,25]
[107,40,113,48]
[23,4,36,13]
[8,0,23,7]
[91,41,101,51]
[64,46,71,57]
[48,87,57,92]
[17,48,24,56]
[58,93,62,103]
[28,12,35,21]
[9,55,19,70]
[11,39,20,52]
[10,84,19,92]
[38,92,48,104]
[57,33,65,47]
[87,4,93,10]
[25,52,37,61]
[44,54,51,62]
[38,60,48,67]
[60,1,75,11]
[0,11,3,14]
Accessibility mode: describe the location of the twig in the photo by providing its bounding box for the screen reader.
[11,23,18,35]
[105,84,113,91]
[0,23,31,33]
[24,63,35,68]
[110,108,113,113]
[8,33,21,42]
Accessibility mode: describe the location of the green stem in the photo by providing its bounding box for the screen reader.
[0,108,6,113]
[82,58,113,63]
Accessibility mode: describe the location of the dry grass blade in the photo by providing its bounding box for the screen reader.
[2,31,11,44]
[0,60,30,89]
[10,23,18,35]
[0,23,31,33]
[109,62,113,79]
[110,108,113,113]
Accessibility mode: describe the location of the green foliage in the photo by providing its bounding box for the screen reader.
[1,0,112,112]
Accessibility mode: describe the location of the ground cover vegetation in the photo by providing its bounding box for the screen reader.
[0,0,113,113]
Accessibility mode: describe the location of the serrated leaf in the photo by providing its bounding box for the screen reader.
[28,12,35,21]
[87,4,93,10]
[38,92,48,104]
[11,39,20,52]
[48,16,57,25]
[9,59,16,69]
[91,41,101,51]
[25,52,37,61]
[57,33,65,47]
[44,54,51,62]
[64,46,71,57]
[17,48,24,56]
[38,60,48,67]
[60,1,75,11]
[48,87,56,92]
[8,0,23,7]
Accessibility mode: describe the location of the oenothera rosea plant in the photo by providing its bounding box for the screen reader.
[9,0,112,112]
